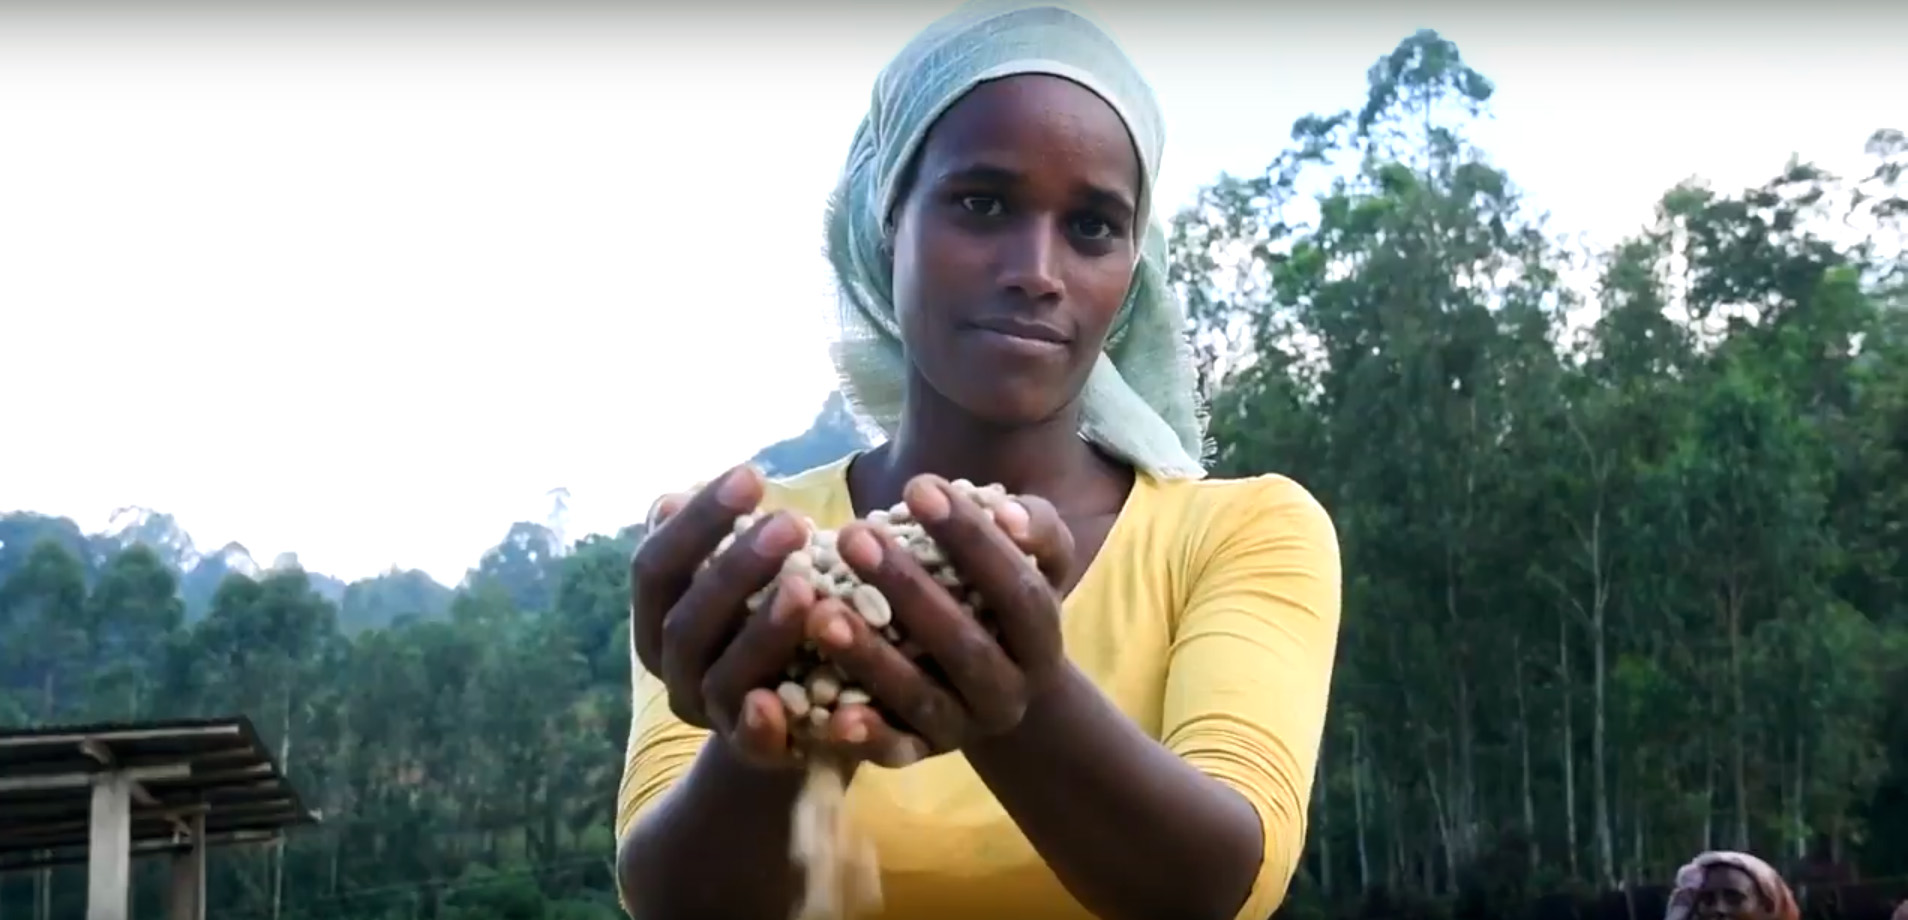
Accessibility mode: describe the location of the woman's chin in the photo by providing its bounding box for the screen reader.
[949,391,1075,430]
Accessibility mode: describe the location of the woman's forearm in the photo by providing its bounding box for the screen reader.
[617,741,808,920]
[964,664,1265,920]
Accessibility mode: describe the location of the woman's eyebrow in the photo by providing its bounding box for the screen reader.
[933,163,1135,214]
[933,162,1020,187]
[1078,184,1135,219]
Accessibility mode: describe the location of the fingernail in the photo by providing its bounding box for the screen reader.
[770,575,810,623]
[906,477,950,522]
[840,526,884,570]
[822,613,853,649]
[991,499,1030,541]
[717,465,758,510]
[754,513,799,552]
[768,582,796,624]
[646,493,685,528]
[743,702,763,729]
[841,720,868,744]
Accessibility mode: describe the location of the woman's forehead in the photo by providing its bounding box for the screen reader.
[1701,865,1758,889]
[916,76,1140,198]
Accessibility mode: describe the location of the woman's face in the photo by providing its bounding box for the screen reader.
[1695,866,1767,920]
[889,73,1143,426]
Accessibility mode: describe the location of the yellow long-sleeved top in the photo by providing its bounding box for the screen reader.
[616,455,1342,920]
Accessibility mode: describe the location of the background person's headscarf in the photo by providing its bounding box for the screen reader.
[823,0,1211,479]
[1666,851,1800,920]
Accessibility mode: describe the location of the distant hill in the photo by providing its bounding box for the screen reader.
[0,507,430,629]
[0,390,875,632]
[750,391,874,477]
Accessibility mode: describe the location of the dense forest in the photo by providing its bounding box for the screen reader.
[4,29,1906,920]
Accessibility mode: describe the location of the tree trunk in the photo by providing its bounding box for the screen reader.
[1702,731,1716,852]
[1791,733,1807,862]
[1592,505,1615,889]
[273,693,294,920]
[1353,725,1373,890]
[1727,582,1750,850]
[1315,749,1335,897]
[1560,614,1580,880]
[1427,763,1456,894]
[1514,639,1540,872]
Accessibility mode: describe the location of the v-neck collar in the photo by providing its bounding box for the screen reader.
[824,450,1151,606]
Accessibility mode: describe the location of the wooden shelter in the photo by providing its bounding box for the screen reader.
[0,716,318,920]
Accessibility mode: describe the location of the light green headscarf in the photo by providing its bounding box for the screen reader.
[822,0,1210,479]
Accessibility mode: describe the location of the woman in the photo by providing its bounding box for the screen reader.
[1665,852,1800,920]
[615,3,1342,918]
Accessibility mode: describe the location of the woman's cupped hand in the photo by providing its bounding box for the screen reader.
[630,465,920,770]
[629,464,1073,772]
[807,474,1074,757]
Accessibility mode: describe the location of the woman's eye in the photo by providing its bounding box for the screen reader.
[1073,216,1114,240]
[959,195,1003,216]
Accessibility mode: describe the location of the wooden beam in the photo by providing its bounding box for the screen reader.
[168,812,206,920]
[79,738,113,765]
[86,772,132,920]
[0,763,190,793]
[0,829,282,873]
[0,724,240,749]
[178,763,273,785]
[4,802,217,840]
[75,737,182,832]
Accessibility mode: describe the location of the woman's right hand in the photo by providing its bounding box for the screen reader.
[630,464,928,771]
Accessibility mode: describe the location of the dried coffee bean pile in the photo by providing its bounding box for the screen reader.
[701,479,1026,920]
[712,478,1024,742]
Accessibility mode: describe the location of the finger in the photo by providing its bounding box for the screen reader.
[628,491,693,677]
[988,492,1074,588]
[815,703,933,769]
[644,491,691,530]
[906,476,1064,673]
[631,465,764,676]
[983,494,1076,665]
[661,512,810,725]
[729,688,800,770]
[806,594,975,748]
[836,521,1024,731]
[701,574,815,736]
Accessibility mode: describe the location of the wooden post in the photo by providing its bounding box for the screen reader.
[85,772,132,920]
[169,812,207,920]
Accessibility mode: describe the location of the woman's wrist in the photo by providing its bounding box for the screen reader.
[962,661,1092,769]
[693,735,810,799]
[618,738,818,920]
[691,734,871,806]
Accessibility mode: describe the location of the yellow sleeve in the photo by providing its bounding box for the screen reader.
[615,465,848,844]
[614,634,711,841]
[1159,476,1342,920]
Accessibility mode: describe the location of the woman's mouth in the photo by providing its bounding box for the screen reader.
[970,327,1067,356]
[962,317,1070,356]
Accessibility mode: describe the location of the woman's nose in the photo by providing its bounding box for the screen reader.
[997,219,1063,301]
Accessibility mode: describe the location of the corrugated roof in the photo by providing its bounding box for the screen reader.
[0,716,319,873]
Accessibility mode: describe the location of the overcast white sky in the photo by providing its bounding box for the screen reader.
[1,1,1901,585]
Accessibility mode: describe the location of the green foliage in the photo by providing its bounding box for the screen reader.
[1172,25,1908,912]
[0,532,637,920]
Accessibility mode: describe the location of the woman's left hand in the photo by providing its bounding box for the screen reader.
[803,474,1075,757]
